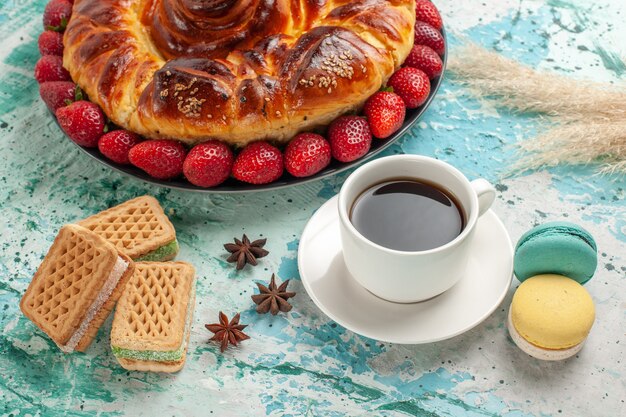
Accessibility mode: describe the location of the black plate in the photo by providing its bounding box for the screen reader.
[61,35,446,193]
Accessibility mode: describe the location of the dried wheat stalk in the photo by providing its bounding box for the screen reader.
[448,43,626,174]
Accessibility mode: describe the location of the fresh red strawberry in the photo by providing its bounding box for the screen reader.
[415,0,443,30]
[404,45,443,79]
[34,55,71,83]
[328,116,372,162]
[232,141,284,184]
[284,133,331,177]
[128,140,187,179]
[43,0,72,32]
[56,101,105,147]
[414,21,445,56]
[363,92,406,139]
[183,140,234,187]
[39,81,80,112]
[388,67,431,109]
[98,130,142,165]
[38,31,64,56]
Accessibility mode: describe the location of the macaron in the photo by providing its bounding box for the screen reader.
[514,221,597,284]
[507,274,595,360]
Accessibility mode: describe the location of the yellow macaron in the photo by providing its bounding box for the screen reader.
[508,274,595,360]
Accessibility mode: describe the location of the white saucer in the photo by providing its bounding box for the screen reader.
[298,195,514,344]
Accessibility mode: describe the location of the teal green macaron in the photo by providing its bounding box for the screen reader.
[514,221,597,284]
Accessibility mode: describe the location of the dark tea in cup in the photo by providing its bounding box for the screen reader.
[350,179,465,252]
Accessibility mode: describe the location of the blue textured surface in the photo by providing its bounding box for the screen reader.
[1,1,625,416]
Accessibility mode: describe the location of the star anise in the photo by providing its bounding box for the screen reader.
[251,274,296,315]
[224,234,269,270]
[205,312,250,352]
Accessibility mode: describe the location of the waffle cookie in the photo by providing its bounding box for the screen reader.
[20,225,134,353]
[111,262,196,373]
[78,196,178,262]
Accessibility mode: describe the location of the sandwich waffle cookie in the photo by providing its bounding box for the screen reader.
[78,196,178,262]
[111,262,196,373]
[20,225,134,353]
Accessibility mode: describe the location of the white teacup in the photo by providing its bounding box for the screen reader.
[338,155,496,303]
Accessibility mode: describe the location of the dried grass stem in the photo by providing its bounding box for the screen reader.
[448,44,626,174]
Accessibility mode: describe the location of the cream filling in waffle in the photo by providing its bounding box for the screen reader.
[134,239,179,262]
[112,281,196,362]
[60,257,130,353]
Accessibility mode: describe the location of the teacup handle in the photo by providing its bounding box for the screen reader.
[471,179,496,217]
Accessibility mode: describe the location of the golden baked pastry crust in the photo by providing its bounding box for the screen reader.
[63,0,415,146]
